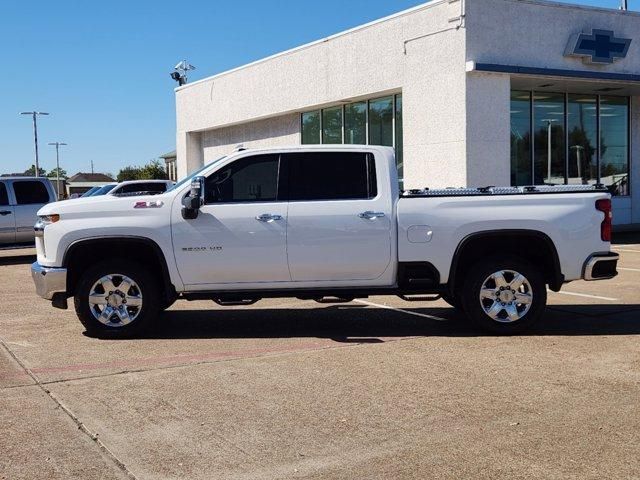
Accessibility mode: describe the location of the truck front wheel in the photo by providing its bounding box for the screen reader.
[461,256,546,334]
[74,260,160,338]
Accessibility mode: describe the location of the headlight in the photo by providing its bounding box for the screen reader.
[34,214,60,237]
[38,214,60,224]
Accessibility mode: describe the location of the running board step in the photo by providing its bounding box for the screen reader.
[213,298,260,306]
[312,296,356,304]
[397,294,442,302]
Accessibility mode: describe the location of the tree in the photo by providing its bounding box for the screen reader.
[117,166,142,182]
[117,159,168,182]
[140,159,168,180]
[24,165,46,177]
[47,167,68,179]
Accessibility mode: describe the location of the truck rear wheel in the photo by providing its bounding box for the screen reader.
[74,260,160,338]
[461,256,546,334]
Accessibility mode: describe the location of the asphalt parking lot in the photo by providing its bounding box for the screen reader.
[1,236,639,480]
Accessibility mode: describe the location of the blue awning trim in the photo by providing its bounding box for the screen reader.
[473,63,640,83]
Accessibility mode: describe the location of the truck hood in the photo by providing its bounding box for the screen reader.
[37,193,173,217]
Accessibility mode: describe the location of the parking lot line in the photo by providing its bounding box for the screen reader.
[619,267,640,273]
[549,289,619,302]
[354,299,449,322]
[612,248,640,253]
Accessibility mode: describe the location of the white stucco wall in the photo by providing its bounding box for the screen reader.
[176,0,468,187]
[201,113,300,163]
[465,0,640,74]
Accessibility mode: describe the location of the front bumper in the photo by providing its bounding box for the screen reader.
[583,252,619,281]
[31,262,67,300]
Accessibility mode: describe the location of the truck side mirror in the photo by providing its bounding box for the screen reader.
[181,176,205,219]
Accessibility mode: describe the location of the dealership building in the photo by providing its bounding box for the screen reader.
[175,0,640,228]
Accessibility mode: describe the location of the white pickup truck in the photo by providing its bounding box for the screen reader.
[31,146,618,336]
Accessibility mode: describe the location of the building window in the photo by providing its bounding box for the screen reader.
[600,96,630,196]
[567,94,597,185]
[301,94,403,186]
[368,96,394,147]
[510,91,532,186]
[510,91,630,195]
[344,102,367,144]
[322,106,343,144]
[301,111,321,145]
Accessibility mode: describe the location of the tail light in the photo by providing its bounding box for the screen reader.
[596,199,612,242]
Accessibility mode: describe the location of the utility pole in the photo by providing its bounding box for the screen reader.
[20,111,49,177]
[91,160,94,174]
[48,142,67,200]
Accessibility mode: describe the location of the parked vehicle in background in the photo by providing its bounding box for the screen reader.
[88,184,117,197]
[30,146,618,337]
[108,180,175,197]
[80,186,101,197]
[0,177,56,245]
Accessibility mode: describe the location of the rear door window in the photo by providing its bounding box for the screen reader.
[13,181,50,205]
[284,152,376,201]
[0,183,8,206]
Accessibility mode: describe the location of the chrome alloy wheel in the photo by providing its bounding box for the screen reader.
[479,270,533,323]
[88,274,143,327]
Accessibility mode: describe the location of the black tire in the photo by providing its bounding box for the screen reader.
[74,260,160,338]
[461,256,546,334]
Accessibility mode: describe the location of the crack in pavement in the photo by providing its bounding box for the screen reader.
[0,336,139,480]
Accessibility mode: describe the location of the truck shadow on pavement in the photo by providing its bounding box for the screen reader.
[141,303,640,340]
[0,254,36,266]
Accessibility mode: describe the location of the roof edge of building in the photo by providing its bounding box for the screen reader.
[509,0,640,17]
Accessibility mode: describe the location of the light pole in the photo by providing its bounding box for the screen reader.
[541,119,558,183]
[48,142,67,200]
[570,145,585,183]
[20,111,49,177]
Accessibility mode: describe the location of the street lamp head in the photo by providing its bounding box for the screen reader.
[48,142,67,146]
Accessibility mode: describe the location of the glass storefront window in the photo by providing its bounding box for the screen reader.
[567,95,597,185]
[322,106,343,144]
[600,96,629,196]
[395,94,404,186]
[300,94,403,185]
[533,93,565,185]
[368,96,394,147]
[301,110,320,145]
[510,91,532,186]
[344,102,366,144]
[510,91,630,195]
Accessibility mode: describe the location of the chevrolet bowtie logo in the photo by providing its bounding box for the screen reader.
[566,29,631,65]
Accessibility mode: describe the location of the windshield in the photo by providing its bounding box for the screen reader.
[167,156,226,193]
[92,184,116,196]
[81,186,100,197]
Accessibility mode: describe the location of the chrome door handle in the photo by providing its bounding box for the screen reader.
[358,211,385,220]
[255,213,282,223]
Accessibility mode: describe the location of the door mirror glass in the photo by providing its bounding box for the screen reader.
[181,176,205,219]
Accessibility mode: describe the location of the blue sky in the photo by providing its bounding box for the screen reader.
[1,0,635,176]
